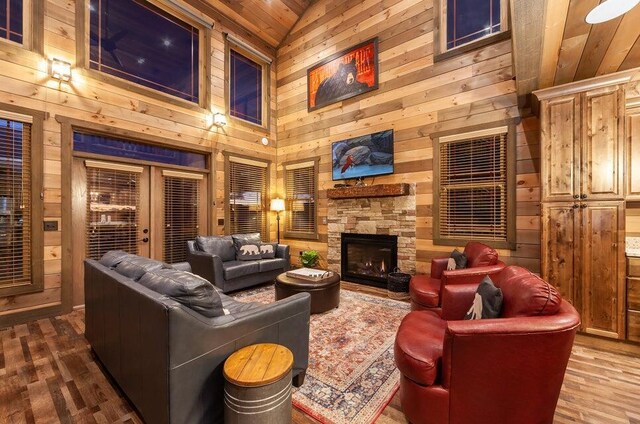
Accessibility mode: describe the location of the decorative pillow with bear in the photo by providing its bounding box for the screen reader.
[234,239,262,261]
[259,242,277,259]
[464,275,503,320]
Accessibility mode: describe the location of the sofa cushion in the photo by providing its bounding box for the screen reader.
[195,235,236,262]
[114,256,164,281]
[223,261,260,280]
[99,250,132,268]
[219,292,262,315]
[394,310,447,386]
[139,269,225,317]
[234,239,262,261]
[464,241,498,268]
[257,258,287,273]
[409,275,441,308]
[259,242,278,259]
[464,276,503,320]
[497,267,562,318]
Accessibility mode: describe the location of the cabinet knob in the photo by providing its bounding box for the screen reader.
[581,203,587,208]
[580,194,587,199]
[572,204,579,209]
[612,243,617,248]
[573,194,579,199]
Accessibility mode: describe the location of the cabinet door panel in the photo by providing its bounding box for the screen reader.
[582,87,624,200]
[626,109,640,199]
[541,96,580,202]
[581,202,625,339]
[541,203,577,304]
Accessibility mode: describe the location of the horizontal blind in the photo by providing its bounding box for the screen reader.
[164,175,200,263]
[228,158,267,239]
[439,132,507,241]
[285,163,316,236]
[0,119,31,285]
[86,166,140,260]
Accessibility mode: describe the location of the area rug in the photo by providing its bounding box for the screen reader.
[232,285,410,424]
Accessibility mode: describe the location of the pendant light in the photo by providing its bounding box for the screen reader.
[586,0,640,24]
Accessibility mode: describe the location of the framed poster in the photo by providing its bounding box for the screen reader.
[307,38,379,112]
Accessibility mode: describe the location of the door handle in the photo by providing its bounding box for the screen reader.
[142,237,149,243]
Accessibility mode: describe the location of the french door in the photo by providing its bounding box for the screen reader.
[72,158,207,305]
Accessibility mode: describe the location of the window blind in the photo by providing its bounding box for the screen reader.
[227,157,267,239]
[284,161,316,238]
[86,164,141,260]
[163,172,201,263]
[0,119,31,285]
[438,131,507,241]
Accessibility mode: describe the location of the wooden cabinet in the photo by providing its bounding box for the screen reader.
[626,109,640,200]
[541,86,624,203]
[627,258,640,342]
[542,202,625,339]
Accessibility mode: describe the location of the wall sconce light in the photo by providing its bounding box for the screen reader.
[50,58,72,81]
[213,113,227,127]
[261,137,269,146]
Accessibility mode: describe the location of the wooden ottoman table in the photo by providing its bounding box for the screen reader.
[223,343,293,424]
[275,271,340,314]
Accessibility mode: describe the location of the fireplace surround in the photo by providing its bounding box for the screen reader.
[341,233,398,288]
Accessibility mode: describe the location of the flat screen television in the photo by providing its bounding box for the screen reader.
[332,129,394,180]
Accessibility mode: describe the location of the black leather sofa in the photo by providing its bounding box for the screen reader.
[84,252,310,424]
[187,233,290,293]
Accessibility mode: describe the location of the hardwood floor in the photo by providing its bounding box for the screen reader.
[1,284,640,423]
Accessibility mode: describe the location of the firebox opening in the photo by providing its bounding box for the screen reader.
[341,233,398,288]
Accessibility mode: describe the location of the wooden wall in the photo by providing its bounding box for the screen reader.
[274,0,540,274]
[0,0,278,325]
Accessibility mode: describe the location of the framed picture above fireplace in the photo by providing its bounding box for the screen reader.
[332,129,394,181]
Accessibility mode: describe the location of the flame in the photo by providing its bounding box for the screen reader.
[381,260,386,273]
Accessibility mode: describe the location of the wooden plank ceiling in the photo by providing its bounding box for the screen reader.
[539,0,640,88]
[199,0,313,48]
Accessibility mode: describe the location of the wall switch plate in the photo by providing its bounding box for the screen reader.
[44,221,58,231]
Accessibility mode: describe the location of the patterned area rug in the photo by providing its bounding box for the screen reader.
[232,285,410,424]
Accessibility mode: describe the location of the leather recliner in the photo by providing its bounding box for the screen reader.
[410,241,506,313]
[394,266,580,424]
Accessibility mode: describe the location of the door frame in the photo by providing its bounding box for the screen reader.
[57,115,213,312]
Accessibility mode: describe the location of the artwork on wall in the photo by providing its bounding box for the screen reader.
[332,129,394,180]
[307,38,379,112]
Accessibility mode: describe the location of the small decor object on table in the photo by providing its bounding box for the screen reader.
[387,267,411,300]
[223,343,293,424]
[276,270,341,314]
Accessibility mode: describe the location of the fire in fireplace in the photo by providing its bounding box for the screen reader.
[341,233,398,288]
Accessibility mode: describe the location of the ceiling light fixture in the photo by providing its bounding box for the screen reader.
[50,58,72,81]
[586,0,640,24]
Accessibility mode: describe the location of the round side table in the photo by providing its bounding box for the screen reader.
[223,343,293,424]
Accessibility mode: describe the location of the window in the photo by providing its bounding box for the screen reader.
[284,159,318,240]
[89,0,201,103]
[0,107,43,296]
[433,125,515,249]
[0,0,23,43]
[225,155,269,239]
[163,170,201,263]
[226,35,270,128]
[436,0,508,58]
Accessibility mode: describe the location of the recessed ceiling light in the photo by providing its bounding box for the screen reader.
[586,0,640,24]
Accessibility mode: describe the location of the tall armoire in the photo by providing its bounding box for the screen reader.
[535,74,631,340]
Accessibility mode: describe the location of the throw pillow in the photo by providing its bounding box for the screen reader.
[450,249,467,269]
[464,275,503,320]
[234,239,262,261]
[99,250,132,268]
[139,269,226,318]
[259,242,278,259]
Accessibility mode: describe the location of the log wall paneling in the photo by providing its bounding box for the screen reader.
[275,0,540,274]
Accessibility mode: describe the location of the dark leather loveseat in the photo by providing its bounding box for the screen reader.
[187,233,290,293]
[84,252,310,424]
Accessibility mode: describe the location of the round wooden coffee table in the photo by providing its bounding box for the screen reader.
[223,343,293,424]
[275,271,340,314]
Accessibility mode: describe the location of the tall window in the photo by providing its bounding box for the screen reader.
[226,155,268,239]
[163,171,201,263]
[284,159,318,240]
[437,0,507,56]
[0,0,23,43]
[227,35,270,128]
[434,125,515,249]
[89,0,200,103]
[0,108,43,296]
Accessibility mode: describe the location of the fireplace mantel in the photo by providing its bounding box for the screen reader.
[327,183,410,199]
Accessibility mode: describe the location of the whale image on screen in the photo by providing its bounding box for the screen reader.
[332,130,394,181]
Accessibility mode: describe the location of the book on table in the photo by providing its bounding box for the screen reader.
[285,268,333,282]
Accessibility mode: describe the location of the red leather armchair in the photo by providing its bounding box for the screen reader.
[410,242,505,313]
[394,266,580,424]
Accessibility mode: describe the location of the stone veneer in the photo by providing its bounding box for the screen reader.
[327,184,416,276]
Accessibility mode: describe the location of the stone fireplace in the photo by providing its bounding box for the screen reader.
[341,233,397,287]
[327,183,416,285]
